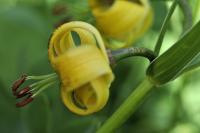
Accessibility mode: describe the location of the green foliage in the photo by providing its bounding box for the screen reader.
[0,0,200,133]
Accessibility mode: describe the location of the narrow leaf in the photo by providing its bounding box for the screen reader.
[147,20,200,85]
[181,53,200,73]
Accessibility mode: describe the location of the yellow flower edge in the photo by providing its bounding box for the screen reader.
[89,0,153,49]
[48,21,114,115]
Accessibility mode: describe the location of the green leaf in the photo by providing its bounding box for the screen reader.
[0,80,22,133]
[146,20,200,85]
[21,94,52,133]
[0,6,50,86]
[181,53,200,73]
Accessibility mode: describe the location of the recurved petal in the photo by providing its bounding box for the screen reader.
[61,74,113,115]
[54,45,113,91]
[48,21,109,63]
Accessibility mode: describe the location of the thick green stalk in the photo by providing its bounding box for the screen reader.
[97,78,154,133]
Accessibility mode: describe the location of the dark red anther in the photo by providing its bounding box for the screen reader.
[16,94,34,108]
[12,75,27,96]
[16,87,31,99]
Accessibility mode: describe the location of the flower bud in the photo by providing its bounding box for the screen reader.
[89,0,153,49]
[48,21,114,115]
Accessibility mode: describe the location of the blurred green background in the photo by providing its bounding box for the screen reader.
[0,0,200,133]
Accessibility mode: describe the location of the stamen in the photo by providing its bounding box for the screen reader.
[27,73,57,80]
[32,81,57,97]
[16,87,31,99]
[12,75,27,96]
[12,73,58,108]
[16,94,34,108]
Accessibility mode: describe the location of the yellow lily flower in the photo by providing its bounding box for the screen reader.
[89,0,153,49]
[48,21,114,115]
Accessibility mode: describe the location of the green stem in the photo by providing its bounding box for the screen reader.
[178,0,193,33]
[110,47,156,63]
[97,78,154,133]
[154,0,178,55]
